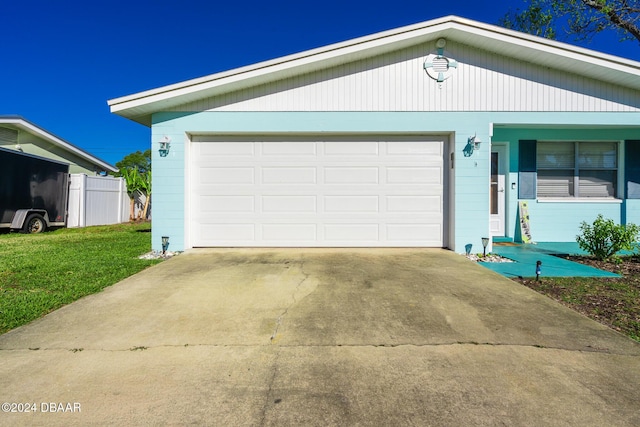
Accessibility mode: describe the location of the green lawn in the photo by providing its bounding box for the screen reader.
[0,222,161,334]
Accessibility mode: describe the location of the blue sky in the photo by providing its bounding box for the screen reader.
[2,0,638,167]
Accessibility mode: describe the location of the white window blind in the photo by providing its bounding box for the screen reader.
[538,171,574,197]
[579,170,616,197]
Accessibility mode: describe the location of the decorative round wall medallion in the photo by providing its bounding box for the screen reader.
[423,43,458,82]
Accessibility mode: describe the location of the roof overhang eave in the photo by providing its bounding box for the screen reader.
[108,19,455,125]
[108,16,640,127]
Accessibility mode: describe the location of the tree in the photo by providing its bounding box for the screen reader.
[121,167,143,221]
[114,150,152,221]
[499,0,640,44]
[112,150,151,177]
[139,169,152,220]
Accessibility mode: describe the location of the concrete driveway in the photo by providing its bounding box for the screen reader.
[1,248,639,426]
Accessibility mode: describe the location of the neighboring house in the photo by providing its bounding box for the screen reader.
[0,116,127,229]
[108,16,640,253]
[0,115,117,175]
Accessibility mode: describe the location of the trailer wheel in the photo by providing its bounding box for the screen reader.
[23,214,47,234]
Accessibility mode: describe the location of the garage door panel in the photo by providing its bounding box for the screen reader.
[200,167,255,184]
[324,224,379,241]
[386,195,441,212]
[200,224,256,241]
[262,224,317,241]
[201,196,255,213]
[263,141,316,156]
[387,224,442,242]
[324,141,379,155]
[190,137,447,247]
[324,167,379,184]
[262,196,317,213]
[324,196,379,212]
[200,142,255,156]
[262,167,317,184]
[387,141,443,155]
[386,167,442,184]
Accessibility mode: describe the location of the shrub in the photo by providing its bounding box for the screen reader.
[576,215,640,261]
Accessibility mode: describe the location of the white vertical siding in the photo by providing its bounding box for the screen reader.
[174,41,640,113]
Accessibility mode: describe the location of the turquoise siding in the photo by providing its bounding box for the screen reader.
[494,127,640,243]
[151,111,640,252]
[524,202,623,242]
[151,124,186,253]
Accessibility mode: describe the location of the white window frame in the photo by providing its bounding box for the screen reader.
[536,141,621,200]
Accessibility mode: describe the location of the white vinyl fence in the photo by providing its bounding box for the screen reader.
[67,174,130,227]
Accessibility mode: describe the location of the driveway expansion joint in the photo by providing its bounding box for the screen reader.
[1,341,634,356]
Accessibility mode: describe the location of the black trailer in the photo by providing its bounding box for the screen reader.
[0,147,69,233]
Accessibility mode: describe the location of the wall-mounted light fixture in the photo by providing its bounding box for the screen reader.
[463,133,482,157]
[161,236,170,254]
[159,136,171,157]
[469,134,481,150]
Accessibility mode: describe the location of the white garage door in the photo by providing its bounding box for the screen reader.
[190,135,448,247]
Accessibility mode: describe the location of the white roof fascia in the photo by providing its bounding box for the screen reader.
[109,15,640,126]
[0,116,118,172]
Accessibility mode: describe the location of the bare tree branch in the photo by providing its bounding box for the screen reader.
[582,0,640,41]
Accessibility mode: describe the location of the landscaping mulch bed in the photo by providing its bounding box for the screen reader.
[513,255,640,342]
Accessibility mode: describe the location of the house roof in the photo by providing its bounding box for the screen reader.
[0,115,118,173]
[108,15,640,126]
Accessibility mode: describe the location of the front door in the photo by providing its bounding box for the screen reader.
[490,146,506,236]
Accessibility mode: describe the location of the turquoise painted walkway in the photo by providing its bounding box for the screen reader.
[479,242,621,278]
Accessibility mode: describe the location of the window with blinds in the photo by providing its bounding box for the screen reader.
[537,141,617,198]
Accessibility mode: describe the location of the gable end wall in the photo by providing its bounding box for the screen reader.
[174,41,640,113]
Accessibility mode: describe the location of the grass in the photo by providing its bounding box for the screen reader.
[0,222,161,334]
[515,255,640,342]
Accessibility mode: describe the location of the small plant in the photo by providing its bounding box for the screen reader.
[576,215,640,261]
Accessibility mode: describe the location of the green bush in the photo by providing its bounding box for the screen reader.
[576,215,640,261]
